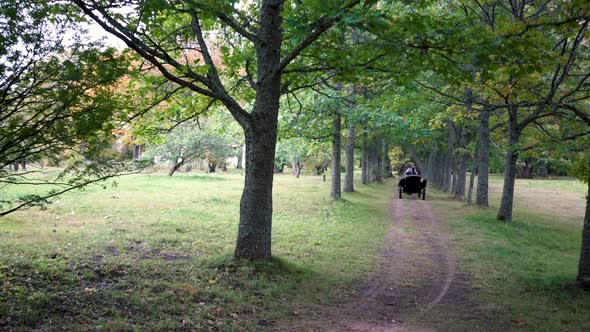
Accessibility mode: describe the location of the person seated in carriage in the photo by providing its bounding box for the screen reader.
[403,166,419,177]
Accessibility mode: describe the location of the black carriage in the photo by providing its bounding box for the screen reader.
[397,161,427,199]
[397,175,427,199]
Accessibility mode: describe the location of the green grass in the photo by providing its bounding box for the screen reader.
[0,170,392,331]
[431,175,590,331]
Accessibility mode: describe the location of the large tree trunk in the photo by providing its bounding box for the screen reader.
[497,107,521,222]
[331,112,342,199]
[361,130,368,184]
[234,0,282,260]
[577,158,590,291]
[476,108,491,207]
[344,123,355,192]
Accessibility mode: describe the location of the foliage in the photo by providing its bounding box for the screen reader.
[0,0,135,216]
[141,120,233,172]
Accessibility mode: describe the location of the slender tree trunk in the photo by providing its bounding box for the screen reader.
[292,161,302,178]
[425,150,434,181]
[476,108,491,207]
[577,157,590,290]
[437,149,446,188]
[409,145,424,176]
[133,144,142,160]
[344,123,355,192]
[274,164,284,173]
[169,159,183,176]
[361,130,368,184]
[236,145,243,169]
[382,141,391,178]
[368,140,379,182]
[467,149,478,204]
[331,112,342,199]
[451,158,458,194]
[497,106,521,222]
[454,155,467,200]
[454,130,468,200]
[444,123,455,192]
[431,150,440,187]
[375,137,383,182]
[234,0,283,260]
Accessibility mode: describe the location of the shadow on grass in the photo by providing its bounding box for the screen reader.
[210,255,313,278]
[183,174,227,182]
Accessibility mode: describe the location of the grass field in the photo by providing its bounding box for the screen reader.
[431,174,590,331]
[0,170,392,331]
[2,169,590,331]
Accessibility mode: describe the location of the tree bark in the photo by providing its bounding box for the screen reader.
[374,138,383,182]
[368,140,379,182]
[476,108,491,207]
[361,129,368,184]
[234,0,283,260]
[467,149,478,204]
[344,123,355,192]
[577,157,590,291]
[169,158,183,176]
[274,164,284,173]
[409,145,425,176]
[331,112,342,199]
[292,161,302,178]
[382,141,392,178]
[443,123,455,192]
[133,143,142,160]
[425,150,434,181]
[453,130,468,200]
[236,145,243,169]
[497,106,521,222]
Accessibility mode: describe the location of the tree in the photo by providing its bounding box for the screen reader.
[0,0,132,216]
[330,111,342,199]
[142,120,232,176]
[73,0,373,259]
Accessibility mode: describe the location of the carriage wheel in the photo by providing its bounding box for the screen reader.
[422,188,426,200]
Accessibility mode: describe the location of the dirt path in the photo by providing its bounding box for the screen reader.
[280,197,499,331]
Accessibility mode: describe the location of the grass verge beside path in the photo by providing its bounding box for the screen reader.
[1,172,392,331]
[429,183,590,331]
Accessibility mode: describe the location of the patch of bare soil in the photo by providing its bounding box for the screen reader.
[279,197,504,332]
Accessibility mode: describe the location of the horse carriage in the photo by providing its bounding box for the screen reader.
[397,161,427,200]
